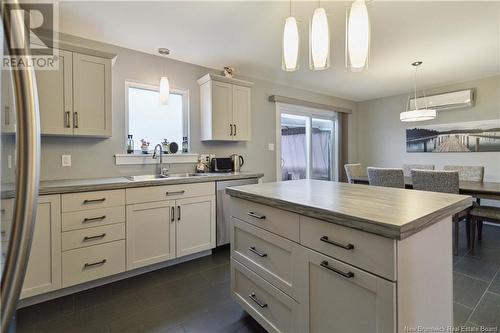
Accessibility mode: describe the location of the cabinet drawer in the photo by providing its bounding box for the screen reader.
[62,240,125,287]
[62,190,125,212]
[62,206,125,231]
[232,217,298,299]
[300,216,396,281]
[232,259,299,333]
[230,198,299,242]
[126,182,215,204]
[62,223,125,251]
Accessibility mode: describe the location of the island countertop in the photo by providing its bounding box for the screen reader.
[226,179,473,240]
[1,172,264,199]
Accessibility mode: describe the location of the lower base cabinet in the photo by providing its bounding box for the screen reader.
[126,201,176,270]
[21,195,62,298]
[297,248,396,333]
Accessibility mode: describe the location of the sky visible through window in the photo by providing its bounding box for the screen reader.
[128,87,183,151]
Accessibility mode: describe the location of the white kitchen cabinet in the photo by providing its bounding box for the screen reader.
[176,195,216,258]
[37,50,74,136]
[33,49,112,137]
[296,247,396,333]
[21,195,62,299]
[1,69,16,134]
[198,73,253,141]
[72,53,112,137]
[126,201,176,270]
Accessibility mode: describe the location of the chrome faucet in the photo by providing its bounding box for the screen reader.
[152,144,168,176]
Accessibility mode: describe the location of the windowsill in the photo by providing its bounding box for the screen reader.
[114,153,198,165]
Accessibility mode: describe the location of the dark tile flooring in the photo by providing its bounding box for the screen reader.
[16,224,500,332]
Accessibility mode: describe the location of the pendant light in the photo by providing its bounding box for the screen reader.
[310,2,330,70]
[400,61,436,122]
[158,48,170,106]
[346,0,370,72]
[282,0,299,71]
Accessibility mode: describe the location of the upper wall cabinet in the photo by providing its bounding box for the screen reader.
[37,49,113,137]
[198,74,253,141]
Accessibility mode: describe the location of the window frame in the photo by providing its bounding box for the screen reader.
[275,102,339,182]
[124,80,190,153]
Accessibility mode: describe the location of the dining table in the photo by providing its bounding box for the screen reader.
[350,176,500,201]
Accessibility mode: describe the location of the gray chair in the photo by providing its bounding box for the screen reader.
[403,164,435,178]
[469,206,500,252]
[367,167,405,188]
[411,170,469,255]
[344,163,364,184]
[411,169,459,194]
[443,165,484,182]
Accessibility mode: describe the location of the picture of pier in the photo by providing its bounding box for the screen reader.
[406,119,500,153]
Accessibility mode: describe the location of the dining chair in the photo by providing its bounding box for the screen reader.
[443,165,485,241]
[443,165,484,182]
[402,164,435,177]
[469,206,500,252]
[411,170,470,255]
[367,167,405,188]
[344,163,364,184]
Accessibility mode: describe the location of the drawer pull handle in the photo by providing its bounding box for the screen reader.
[166,190,185,196]
[83,198,106,205]
[83,233,106,242]
[83,259,107,269]
[247,212,265,220]
[83,215,106,223]
[320,236,354,250]
[248,292,268,308]
[249,246,267,257]
[171,206,175,223]
[320,260,354,279]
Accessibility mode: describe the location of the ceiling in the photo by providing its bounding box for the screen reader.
[59,1,500,102]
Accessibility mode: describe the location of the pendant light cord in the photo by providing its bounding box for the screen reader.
[414,66,418,110]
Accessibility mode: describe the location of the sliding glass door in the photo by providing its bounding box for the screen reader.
[278,104,337,182]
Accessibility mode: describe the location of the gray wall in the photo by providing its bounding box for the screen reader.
[33,34,356,183]
[355,75,500,181]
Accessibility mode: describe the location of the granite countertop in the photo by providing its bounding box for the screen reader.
[1,172,263,199]
[226,179,473,240]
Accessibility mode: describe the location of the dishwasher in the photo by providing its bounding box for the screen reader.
[216,178,259,246]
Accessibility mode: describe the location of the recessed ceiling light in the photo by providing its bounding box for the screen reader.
[158,48,170,56]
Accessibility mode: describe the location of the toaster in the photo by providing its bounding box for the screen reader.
[210,158,233,172]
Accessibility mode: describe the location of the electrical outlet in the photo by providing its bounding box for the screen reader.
[61,155,71,167]
[268,143,275,151]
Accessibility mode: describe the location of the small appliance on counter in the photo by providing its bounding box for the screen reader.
[230,154,244,172]
[210,157,233,173]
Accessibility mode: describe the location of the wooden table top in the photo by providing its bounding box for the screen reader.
[351,176,500,200]
[227,179,472,240]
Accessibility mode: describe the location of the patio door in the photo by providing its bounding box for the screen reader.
[277,103,337,182]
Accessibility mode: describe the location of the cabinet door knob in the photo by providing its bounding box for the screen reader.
[73,111,79,128]
[65,111,71,128]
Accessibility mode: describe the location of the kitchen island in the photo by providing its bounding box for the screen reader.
[227,179,472,333]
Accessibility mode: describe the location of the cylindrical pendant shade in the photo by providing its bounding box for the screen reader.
[282,16,299,71]
[159,76,170,105]
[400,109,436,122]
[310,7,330,70]
[346,0,370,72]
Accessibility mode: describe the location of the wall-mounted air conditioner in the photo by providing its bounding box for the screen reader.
[409,88,475,111]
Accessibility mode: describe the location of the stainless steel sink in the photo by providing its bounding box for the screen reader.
[168,173,209,178]
[125,174,170,181]
[126,173,209,181]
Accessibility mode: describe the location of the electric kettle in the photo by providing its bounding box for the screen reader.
[230,154,244,172]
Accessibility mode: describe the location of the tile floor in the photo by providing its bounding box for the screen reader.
[15,224,500,332]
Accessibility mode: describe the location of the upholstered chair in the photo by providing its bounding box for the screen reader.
[443,165,484,182]
[367,167,405,188]
[403,164,435,178]
[344,163,364,184]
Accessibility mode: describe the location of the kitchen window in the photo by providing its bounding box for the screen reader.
[276,103,338,181]
[126,81,189,152]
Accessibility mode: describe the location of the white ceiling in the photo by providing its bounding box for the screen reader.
[59,1,500,102]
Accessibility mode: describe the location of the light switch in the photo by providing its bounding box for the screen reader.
[62,155,71,167]
[268,143,275,151]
